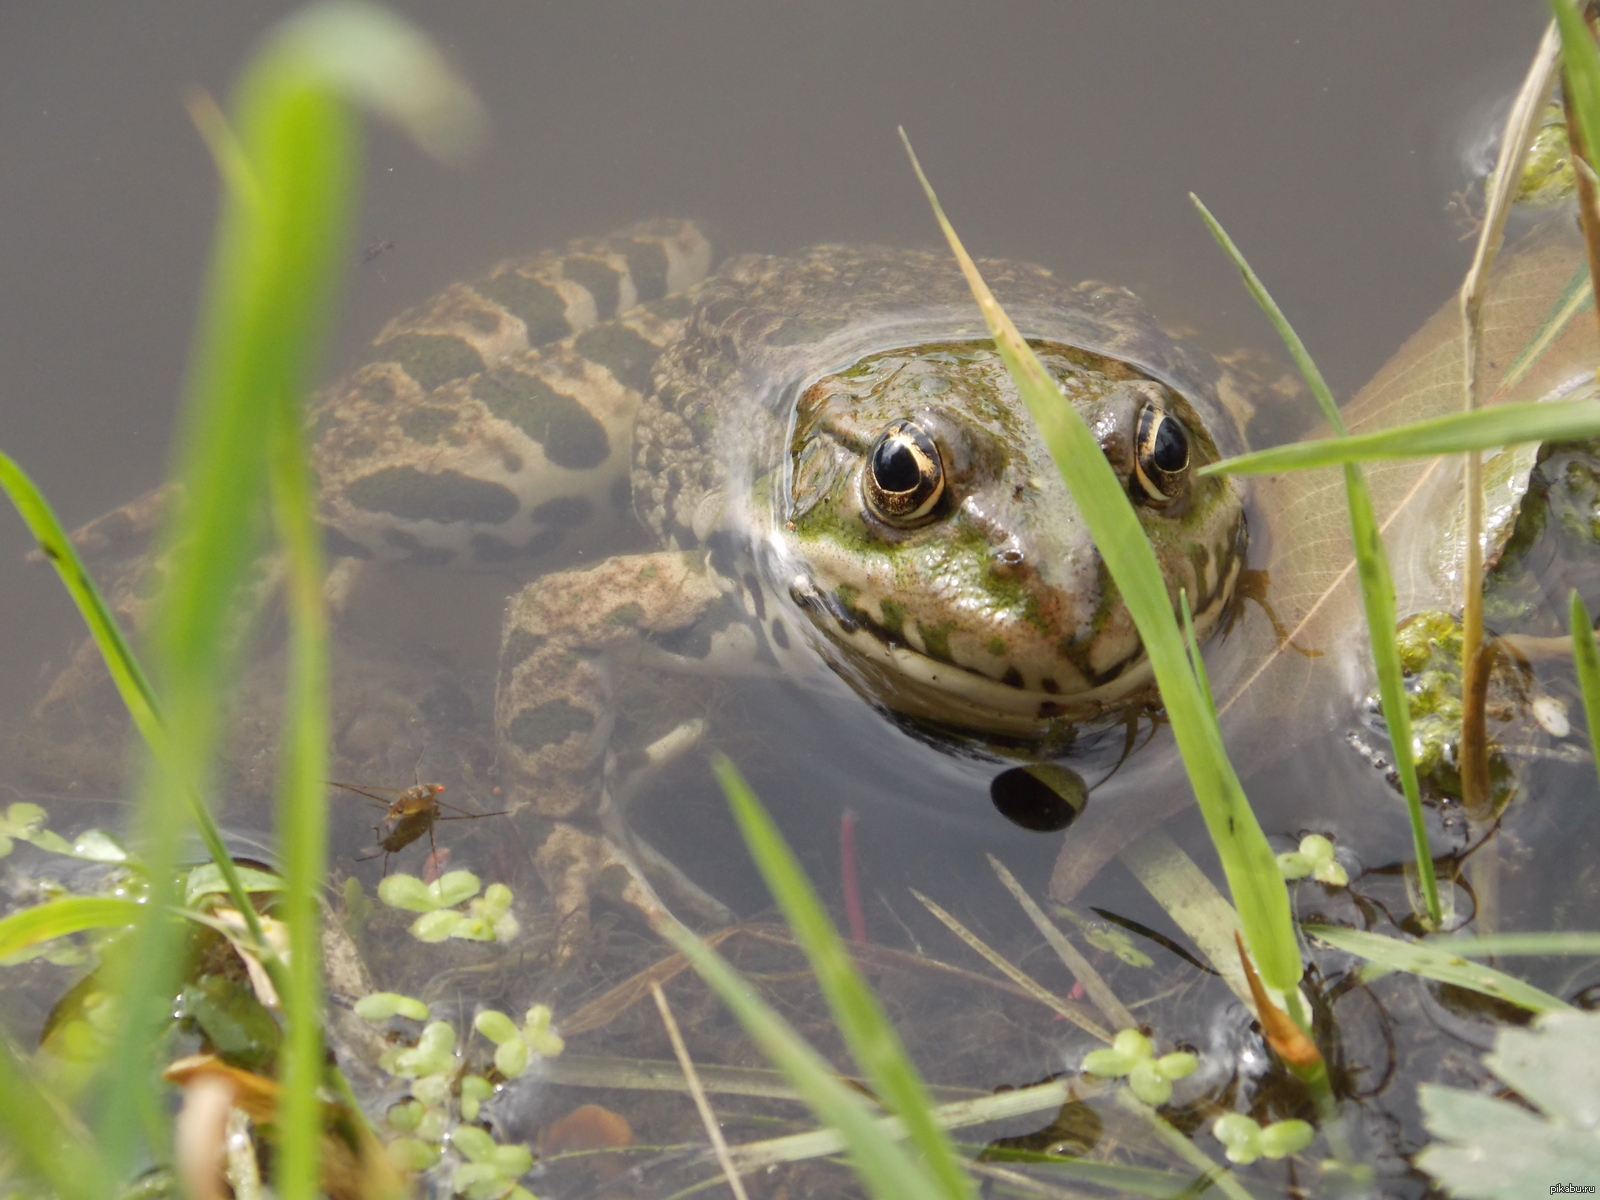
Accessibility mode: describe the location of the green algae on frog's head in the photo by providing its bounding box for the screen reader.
[781,339,1248,740]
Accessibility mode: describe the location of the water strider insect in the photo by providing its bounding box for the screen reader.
[330,778,508,876]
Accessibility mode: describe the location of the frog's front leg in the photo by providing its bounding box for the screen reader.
[496,550,726,960]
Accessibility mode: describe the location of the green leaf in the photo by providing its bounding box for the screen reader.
[900,134,1300,991]
[354,992,428,1022]
[1081,1049,1138,1077]
[1203,397,1600,476]
[713,757,974,1197]
[1419,930,1600,956]
[0,803,48,837]
[1257,1118,1314,1159]
[660,917,948,1200]
[411,910,465,942]
[386,1137,439,1172]
[179,977,281,1072]
[1417,1010,1600,1197]
[378,873,438,912]
[0,897,142,963]
[1572,591,1600,794]
[473,1010,519,1045]
[1192,195,1439,927]
[1557,0,1600,211]
[1306,925,1571,1012]
[91,6,485,1193]
[493,1038,530,1079]
[450,1124,498,1164]
[184,862,285,906]
[65,830,129,863]
[430,870,480,908]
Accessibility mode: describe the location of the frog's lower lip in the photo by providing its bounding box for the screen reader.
[821,614,1150,734]
[785,573,1136,732]
[790,552,1242,739]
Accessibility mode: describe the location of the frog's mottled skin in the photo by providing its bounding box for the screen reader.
[66,221,1250,959]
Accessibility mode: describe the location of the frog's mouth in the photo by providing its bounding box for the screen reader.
[786,560,1242,741]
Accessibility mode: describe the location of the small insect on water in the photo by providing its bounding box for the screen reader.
[330,777,508,876]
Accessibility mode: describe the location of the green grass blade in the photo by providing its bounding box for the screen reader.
[1193,196,1440,927]
[658,919,944,1200]
[1343,466,1440,925]
[1305,925,1573,1013]
[0,1040,110,1200]
[177,11,479,1199]
[0,897,142,962]
[0,454,162,743]
[1555,0,1600,191]
[1571,590,1600,793]
[88,5,482,1190]
[900,131,1300,992]
[1,443,286,1003]
[228,87,354,1200]
[1179,590,1217,716]
[991,1157,1267,1199]
[1192,198,1348,436]
[1203,401,1600,483]
[1202,398,1600,476]
[1422,931,1600,956]
[712,756,974,1198]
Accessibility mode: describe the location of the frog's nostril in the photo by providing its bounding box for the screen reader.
[995,546,1025,568]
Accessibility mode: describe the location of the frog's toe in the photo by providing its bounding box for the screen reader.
[535,821,670,964]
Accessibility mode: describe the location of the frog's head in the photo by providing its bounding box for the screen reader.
[782,341,1246,741]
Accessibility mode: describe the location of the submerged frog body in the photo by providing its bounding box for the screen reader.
[302,221,1250,954]
[57,220,1248,956]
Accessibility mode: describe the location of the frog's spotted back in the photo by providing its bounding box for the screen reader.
[313,219,712,567]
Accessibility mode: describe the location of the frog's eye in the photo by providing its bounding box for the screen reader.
[863,421,945,524]
[1133,405,1190,504]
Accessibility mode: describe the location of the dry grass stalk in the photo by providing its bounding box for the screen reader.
[1459,21,1562,817]
[909,889,1111,1041]
[649,981,751,1200]
[986,853,1137,1032]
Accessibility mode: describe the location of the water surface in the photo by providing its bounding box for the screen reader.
[0,4,1573,1195]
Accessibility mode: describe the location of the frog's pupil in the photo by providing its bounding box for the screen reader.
[873,438,921,493]
[1152,416,1188,472]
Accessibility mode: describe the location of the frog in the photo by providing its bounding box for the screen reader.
[45,218,1254,960]
[48,211,1600,962]
[294,218,1253,959]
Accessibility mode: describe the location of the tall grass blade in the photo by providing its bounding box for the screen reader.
[910,887,1111,1041]
[0,455,161,743]
[0,896,141,962]
[1570,590,1600,793]
[899,131,1300,992]
[1423,930,1600,956]
[658,919,945,1200]
[1460,23,1564,820]
[1203,398,1600,475]
[89,4,482,1192]
[1555,0,1600,320]
[0,1041,110,1200]
[712,756,974,1198]
[1193,197,1440,928]
[1305,925,1572,1013]
[0,450,289,971]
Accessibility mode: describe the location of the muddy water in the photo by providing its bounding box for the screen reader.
[0,3,1583,1196]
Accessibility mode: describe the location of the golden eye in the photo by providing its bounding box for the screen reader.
[1133,405,1190,504]
[863,420,944,524]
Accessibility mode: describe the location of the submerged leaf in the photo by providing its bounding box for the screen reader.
[1417,1010,1600,1197]
[1212,215,1599,775]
